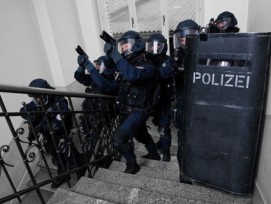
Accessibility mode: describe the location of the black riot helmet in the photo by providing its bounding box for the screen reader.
[117,30,145,59]
[145,33,168,56]
[94,55,116,74]
[214,11,239,33]
[28,78,54,106]
[173,19,199,49]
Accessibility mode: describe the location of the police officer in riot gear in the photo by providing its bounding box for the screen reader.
[207,11,240,66]
[209,11,239,33]
[75,55,118,161]
[171,19,199,180]
[103,30,161,174]
[75,55,118,95]
[145,33,175,162]
[20,78,84,188]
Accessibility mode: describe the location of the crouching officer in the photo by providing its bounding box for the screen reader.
[103,30,161,174]
[20,78,84,188]
[145,33,175,162]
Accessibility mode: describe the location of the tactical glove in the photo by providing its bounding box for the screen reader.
[104,43,123,63]
[77,55,90,67]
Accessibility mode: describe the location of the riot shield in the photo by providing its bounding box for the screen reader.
[182,32,271,196]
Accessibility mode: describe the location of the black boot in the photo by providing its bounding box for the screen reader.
[162,148,171,162]
[51,175,70,189]
[124,160,141,174]
[141,152,161,161]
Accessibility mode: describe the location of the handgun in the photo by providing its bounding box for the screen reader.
[75,45,88,57]
[99,30,116,46]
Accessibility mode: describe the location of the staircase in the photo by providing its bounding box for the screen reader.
[23,121,252,204]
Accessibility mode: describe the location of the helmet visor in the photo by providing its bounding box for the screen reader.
[216,17,231,31]
[173,29,198,49]
[145,41,165,54]
[99,62,107,74]
[118,38,135,55]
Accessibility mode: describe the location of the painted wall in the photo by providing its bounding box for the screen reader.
[0,0,103,147]
[247,0,271,203]
[0,0,52,147]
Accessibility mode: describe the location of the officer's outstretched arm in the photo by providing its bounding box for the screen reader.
[88,68,118,95]
[116,60,156,83]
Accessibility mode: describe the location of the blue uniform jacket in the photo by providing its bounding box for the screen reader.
[74,67,118,95]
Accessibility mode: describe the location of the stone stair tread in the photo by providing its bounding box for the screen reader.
[130,157,180,177]
[39,117,251,204]
[73,176,203,204]
[134,149,178,163]
[137,157,179,171]
[109,160,179,182]
[22,188,53,204]
[120,153,179,168]
[94,168,251,204]
[47,188,116,204]
[30,168,78,193]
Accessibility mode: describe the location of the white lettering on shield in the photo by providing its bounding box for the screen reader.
[193,72,250,88]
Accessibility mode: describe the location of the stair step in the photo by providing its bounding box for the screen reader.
[47,188,115,204]
[137,157,179,172]
[73,176,201,204]
[109,160,179,182]
[134,149,179,163]
[94,168,251,204]
[21,188,53,204]
[115,156,180,175]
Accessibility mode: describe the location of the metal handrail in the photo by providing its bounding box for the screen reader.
[0,83,120,204]
[0,83,114,99]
